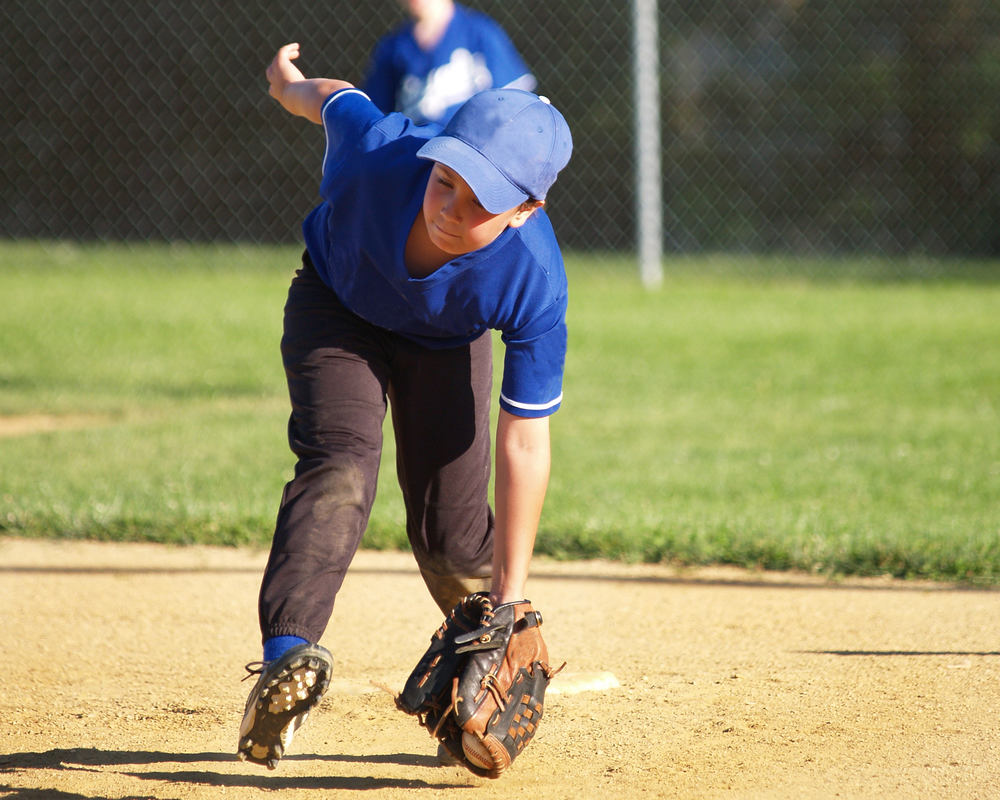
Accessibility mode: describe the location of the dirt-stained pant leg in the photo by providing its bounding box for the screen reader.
[388,322,495,616]
[417,564,492,615]
[258,256,392,644]
[258,253,494,641]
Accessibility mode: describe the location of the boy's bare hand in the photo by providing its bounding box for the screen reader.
[267,43,307,104]
[264,43,353,124]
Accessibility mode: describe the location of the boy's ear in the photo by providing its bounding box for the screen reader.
[507,200,544,229]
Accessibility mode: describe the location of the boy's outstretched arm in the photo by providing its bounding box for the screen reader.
[490,410,551,604]
[266,43,353,124]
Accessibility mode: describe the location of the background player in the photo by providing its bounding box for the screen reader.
[362,0,536,125]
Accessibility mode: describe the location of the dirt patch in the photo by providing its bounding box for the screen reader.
[0,414,112,438]
[1,536,998,799]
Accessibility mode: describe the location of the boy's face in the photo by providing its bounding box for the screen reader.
[422,163,536,256]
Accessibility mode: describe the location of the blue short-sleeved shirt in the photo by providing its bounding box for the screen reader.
[301,89,567,418]
[362,3,536,125]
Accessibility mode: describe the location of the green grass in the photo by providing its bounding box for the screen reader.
[2,241,999,582]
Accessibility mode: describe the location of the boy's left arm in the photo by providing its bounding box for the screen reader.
[398,410,559,779]
[266,43,353,124]
[490,409,550,605]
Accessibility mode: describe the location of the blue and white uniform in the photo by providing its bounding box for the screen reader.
[362,3,536,126]
[302,88,566,418]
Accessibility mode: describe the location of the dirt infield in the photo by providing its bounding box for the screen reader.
[2,536,998,799]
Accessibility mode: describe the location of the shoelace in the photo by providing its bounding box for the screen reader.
[242,661,267,682]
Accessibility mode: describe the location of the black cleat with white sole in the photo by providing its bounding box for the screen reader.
[237,643,333,769]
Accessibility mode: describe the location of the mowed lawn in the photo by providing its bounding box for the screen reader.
[1,241,998,582]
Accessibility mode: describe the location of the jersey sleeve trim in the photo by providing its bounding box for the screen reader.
[499,391,563,413]
[320,87,370,109]
[320,88,373,172]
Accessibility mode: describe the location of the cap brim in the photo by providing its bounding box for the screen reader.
[417,136,528,215]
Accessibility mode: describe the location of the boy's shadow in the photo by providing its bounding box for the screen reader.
[1,748,473,793]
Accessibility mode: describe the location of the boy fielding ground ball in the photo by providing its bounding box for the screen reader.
[238,43,571,777]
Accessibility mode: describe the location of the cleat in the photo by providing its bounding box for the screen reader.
[237,643,333,769]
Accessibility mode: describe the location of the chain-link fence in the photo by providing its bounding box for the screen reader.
[3,0,999,259]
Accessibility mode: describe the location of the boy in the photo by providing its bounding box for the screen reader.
[238,43,571,770]
[362,0,536,125]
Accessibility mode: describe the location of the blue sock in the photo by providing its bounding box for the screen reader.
[263,635,309,663]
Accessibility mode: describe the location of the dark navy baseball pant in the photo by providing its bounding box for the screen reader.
[257,253,494,645]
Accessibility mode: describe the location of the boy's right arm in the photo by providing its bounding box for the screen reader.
[266,43,354,124]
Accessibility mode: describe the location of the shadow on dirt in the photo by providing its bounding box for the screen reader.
[0,748,473,794]
[0,785,155,800]
[803,649,1000,657]
[3,563,996,595]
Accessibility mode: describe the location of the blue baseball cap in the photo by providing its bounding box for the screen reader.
[416,89,573,214]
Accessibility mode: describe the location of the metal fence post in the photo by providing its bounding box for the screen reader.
[633,0,663,287]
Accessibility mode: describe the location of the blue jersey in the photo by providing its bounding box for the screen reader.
[362,3,536,125]
[301,89,567,418]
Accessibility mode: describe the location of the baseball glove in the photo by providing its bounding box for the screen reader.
[396,592,562,779]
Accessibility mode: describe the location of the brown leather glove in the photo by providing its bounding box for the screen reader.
[396,592,561,779]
